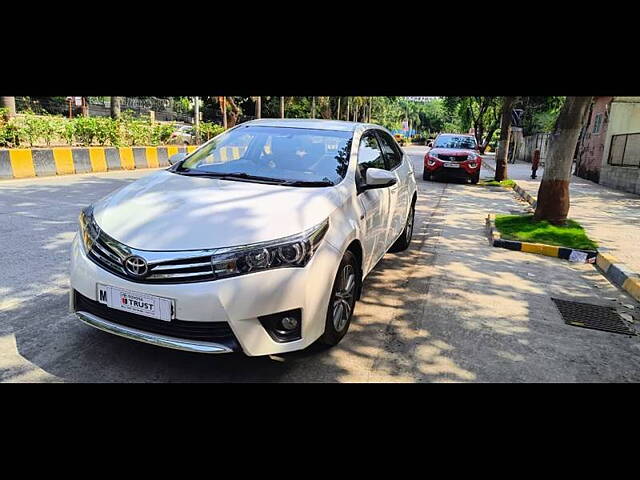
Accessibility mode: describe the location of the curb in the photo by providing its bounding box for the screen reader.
[0,145,200,180]
[482,159,538,208]
[595,249,640,302]
[485,157,640,302]
[485,214,598,264]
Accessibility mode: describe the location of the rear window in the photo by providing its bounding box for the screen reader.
[434,135,477,149]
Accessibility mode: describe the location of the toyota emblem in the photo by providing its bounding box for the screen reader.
[124,255,149,278]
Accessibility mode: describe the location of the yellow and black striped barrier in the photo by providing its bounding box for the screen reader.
[0,145,201,180]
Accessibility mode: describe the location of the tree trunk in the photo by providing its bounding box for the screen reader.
[226,96,239,128]
[337,97,341,120]
[256,96,261,119]
[280,96,285,118]
[82,97,89,117]
[194,96,200,143]
[368,97,372,122]
[346,98,350,121]
[534,96,593,225]
[311,96,316,118]
[494,97,516,181]
[1,96,17,119]
[110,96,121,119]
[221,96,228,129]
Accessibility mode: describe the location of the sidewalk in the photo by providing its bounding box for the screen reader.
[483,155,640,273]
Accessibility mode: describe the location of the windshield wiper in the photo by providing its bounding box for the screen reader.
[280,180,335,187]
[174,171,289,184]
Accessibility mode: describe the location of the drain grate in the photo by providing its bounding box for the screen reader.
[551,298,637,335]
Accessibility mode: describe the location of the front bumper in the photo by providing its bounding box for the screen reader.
[76,311,236,354]
[69,235,342,356]
[424,162,480,180]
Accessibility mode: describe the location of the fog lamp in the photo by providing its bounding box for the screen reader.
[280,316,298,331]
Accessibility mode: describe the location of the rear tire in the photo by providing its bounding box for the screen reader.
[319,251,359,347]
[389,202,415,252]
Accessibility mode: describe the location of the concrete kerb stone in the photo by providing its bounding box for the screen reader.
[0,145,183,180]
[485,158,640,300]
[486,213,597,264]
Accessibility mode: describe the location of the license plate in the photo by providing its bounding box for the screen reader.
[443,162,460,168]
[97,284,174,321]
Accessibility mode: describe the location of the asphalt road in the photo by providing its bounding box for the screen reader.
[1,148,639,382]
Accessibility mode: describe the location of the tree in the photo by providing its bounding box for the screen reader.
[1,97,16,119]
[443,97,501,153]
[494,96,516,181]
[533,96,593,225]
[110,96,121,119]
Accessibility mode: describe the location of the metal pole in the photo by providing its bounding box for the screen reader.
[194,96,200,143]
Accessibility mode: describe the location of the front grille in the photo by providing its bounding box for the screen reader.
[74,290,239,345]
[87,232,216,284]
[438,154,468,162]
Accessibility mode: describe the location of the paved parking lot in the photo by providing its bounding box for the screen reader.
[1,147,639,382]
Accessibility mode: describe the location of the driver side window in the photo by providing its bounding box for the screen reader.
[357,132,385,180]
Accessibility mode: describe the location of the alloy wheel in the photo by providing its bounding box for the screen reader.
[332,264,355,332]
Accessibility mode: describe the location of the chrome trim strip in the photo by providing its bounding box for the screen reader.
[147,271,213,280]
[76,311,234,354]
[93,241,123,265]
[89,249,127,274]
[151,262,213,271]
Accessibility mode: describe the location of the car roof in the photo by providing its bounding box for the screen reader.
[437,133,475,137]
[239,118,382,133]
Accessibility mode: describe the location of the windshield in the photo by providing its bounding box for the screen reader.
[177,125,353,185]
[433,135,477,149]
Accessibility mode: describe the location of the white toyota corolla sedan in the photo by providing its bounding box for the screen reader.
[70,119,417,356]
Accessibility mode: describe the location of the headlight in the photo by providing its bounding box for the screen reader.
[78,206,100,253]
[211,219,329,279]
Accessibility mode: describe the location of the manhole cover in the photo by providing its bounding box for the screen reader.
[551,298,637,335]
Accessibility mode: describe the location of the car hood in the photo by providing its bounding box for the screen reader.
[92,170,342,251]
[429,148,478,156]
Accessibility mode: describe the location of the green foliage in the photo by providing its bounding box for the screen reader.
[0,108,21,147]
[479,178,516,188]
[152,122,177,144]
[198,122,224,141]
[517,97,565,135]
[73,116,99,146]
[0,110,216,148]
[495,214,598,250]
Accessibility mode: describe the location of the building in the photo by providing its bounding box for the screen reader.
[576,96,640,194]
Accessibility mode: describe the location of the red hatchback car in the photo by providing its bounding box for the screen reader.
[423,133,482,184]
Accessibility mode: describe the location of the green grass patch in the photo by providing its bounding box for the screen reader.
[494,214,598,250]
[479,178,516,188]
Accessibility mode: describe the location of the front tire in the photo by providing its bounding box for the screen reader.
[319,251,359,347]
[389,202,415,252]
[471,171,480,184]
[423,169,431,181]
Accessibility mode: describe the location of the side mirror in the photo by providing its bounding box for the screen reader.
[362,168,397,191]
[168,152,188,166]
